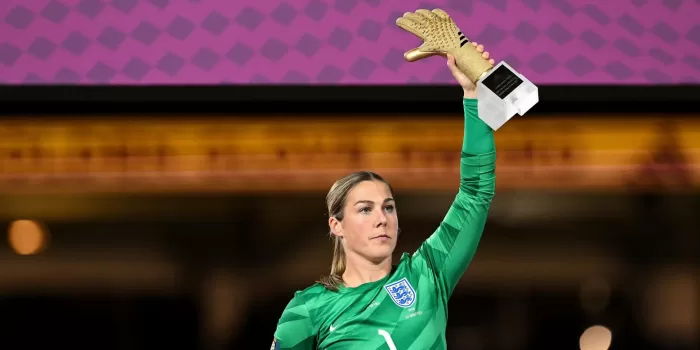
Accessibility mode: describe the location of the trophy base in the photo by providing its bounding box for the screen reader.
[475,61,539,131]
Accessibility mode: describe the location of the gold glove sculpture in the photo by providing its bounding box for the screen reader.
[396,8,493,82]
[396,8,539,130]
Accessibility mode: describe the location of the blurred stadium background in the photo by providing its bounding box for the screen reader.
[1,1,699,349]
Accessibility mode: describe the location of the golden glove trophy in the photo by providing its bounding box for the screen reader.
[396,9,539,130]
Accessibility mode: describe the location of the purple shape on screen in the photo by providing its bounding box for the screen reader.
[122,57,151,80]
[614,38,641,57]
[148,0,169,10]
[631,0,647,7]
[328,28,353,51]
[514,22,539,44]
[550,0,576,17]
[86,62,116,82]
[166,16,195,40]
[686,25,700,47]
[581,4,610,25]
[682,56,700,72]
[349,57,377,80]
[5,6,34,29]
[447,0,474,15]
[201,11,230,36]
[566,56,595,77]
[502,55,521,69]
[28,37,56,60]
[250,74,269,83]
[271,3,297,26]
[580,31,606,49]
[358,20,383,42]
[643,69,673,83]
[40,1,70,24]
[662,0,682,11]
[617,14,645,37]
[431,65,453,83]
[281,71,309,83]
[334,0,358,14]
[191,48,220,71]
[225,43,254,66]
[24,73,45,83]
[0,43,22,66]
[61,32,91,55]
[157,53,185,76]
[482,0,507,12]
[407,76,422,83]
[521,0,540,11]
[260,39,288,61]
[235,7,264,31]
[385,11,403,29]
[605,62,634,80]
[475,24,507,46]
[529,53,557,74]
[132,22,161,45]
[382,48,405,72]
[304,0,328,21]
[97,27,126,50]
[54,68,81,83]
[76,0,105,18]
[296,34,322,57]
[316,65,344,83]
[649,48,675,65]
[651,22,679,43]
[546,23,574,45]
[111,0,139,14]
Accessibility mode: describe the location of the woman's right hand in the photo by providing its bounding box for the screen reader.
[446,42,494,98]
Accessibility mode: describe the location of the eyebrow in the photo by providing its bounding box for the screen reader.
[355,198,395,205]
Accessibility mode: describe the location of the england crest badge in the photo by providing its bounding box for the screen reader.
[384,278,416,308]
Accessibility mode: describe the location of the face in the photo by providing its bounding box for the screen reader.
[330,180,399,264]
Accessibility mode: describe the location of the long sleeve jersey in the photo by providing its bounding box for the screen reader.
[272,98,496,350]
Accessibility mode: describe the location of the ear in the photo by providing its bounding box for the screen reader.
[328,216,343,238]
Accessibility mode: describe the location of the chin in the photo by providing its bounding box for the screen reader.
[368,247,395,263]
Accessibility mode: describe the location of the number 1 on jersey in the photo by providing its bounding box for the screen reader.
[377,329,397,350]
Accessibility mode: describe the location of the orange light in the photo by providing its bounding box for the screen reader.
[8,220,48,255]
[579,325,612,350]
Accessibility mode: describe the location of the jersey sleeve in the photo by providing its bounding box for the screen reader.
[272,293,316,350]
[412,97,496,297]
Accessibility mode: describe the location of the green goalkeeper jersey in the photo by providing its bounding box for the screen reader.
[272,98,496,350]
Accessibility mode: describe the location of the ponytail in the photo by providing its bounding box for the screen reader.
[317,235,346,291]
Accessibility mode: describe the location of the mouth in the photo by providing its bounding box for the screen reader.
[372,234,391,240]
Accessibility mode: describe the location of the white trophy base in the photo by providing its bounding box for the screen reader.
[475,61,539,131]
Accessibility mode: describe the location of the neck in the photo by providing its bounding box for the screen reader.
[341,251,392,288]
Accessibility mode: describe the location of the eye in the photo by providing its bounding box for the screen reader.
[359,206,372,214]
[384,205,395,213]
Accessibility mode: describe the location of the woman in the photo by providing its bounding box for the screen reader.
[272,42,496,350]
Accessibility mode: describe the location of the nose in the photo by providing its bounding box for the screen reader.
[376,210,388,227]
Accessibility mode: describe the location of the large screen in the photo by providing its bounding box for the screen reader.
[1,0,697,85]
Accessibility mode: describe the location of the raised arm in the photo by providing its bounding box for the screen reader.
[412,97,496,297]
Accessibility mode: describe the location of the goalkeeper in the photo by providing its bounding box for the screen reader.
[272,9,497,350]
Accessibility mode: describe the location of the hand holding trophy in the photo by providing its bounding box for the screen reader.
[396,9,539,130]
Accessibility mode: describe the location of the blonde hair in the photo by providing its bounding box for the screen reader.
[317,171,393,291]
